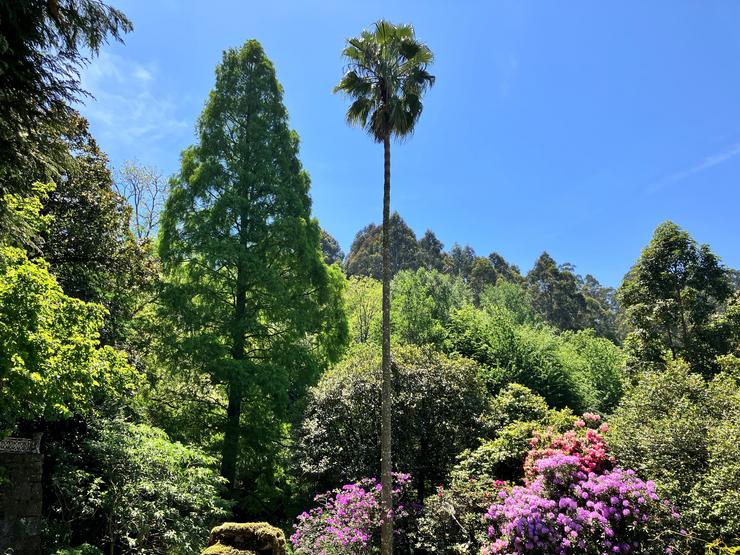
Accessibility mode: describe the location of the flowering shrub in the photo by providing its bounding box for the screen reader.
[291,474,413,554]
[524,413,614,482]
[482,416,682,555]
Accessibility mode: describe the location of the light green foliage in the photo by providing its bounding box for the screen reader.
[618,221,733,375]
[483,383,550,432]
[609,360,740,548]
[463,385,575,482]
[391,268,469,346]
[296,344,487,499]
[556,329,626,413]
[444,305,581,409]
[51,418,229,554]
[444,304,625,412]
[1,181,54,248]
[0,246,139,433]
[345,275,382,344]
[159,39,348,494]
[479,281,536,325]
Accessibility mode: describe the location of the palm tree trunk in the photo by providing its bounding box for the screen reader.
[380,133,394,555]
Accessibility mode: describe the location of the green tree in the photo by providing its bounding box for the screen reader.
[344,212,421,279]
[488,251,522,283]
[0,0,131,243]
[345,275,382,344]
[335,20,434,552]
[0,246,138,434]
[479,281,536,325]
[320,229,345,265]
[39,114,157,348]
[618,221,732,375]
[526,252,588,331]
[418,229,447,271]
[391,268,469,346]
[444,305,584,410]
[447,243,477,281]
[609,360,740,549]
[469,257,497,304]
[159,40,347,494]
[296,345,486,502]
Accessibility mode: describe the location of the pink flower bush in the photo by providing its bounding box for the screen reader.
[524,413,614,482]
[291,474,412,554]
[482,417,681,555]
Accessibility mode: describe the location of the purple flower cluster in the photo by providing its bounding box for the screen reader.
[291,474,411,554]
[483,445,681,554]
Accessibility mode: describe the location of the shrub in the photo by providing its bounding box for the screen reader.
[609,360,740,548]
[296,344,487,499]
[481,420,681,555]
[415,389,574,553]
[50,417,229,554]
[290,474,413,554]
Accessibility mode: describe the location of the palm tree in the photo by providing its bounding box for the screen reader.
[334,20,434,554]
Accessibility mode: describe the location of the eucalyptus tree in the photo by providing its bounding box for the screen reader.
[618,221,732,375]
[335,21,434,552]
[159,40,347,493]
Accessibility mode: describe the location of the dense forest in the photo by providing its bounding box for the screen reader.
[1,2,740,554]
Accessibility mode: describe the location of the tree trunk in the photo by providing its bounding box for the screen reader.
[380,133,394,555]
[221,383,242,490]
[221,268,247,491]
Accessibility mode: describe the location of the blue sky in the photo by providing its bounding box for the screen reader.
[80,0,740,286]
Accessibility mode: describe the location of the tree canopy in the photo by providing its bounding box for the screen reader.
[159,39,347,492]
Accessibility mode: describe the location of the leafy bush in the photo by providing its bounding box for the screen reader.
[296,344,487,499]
[290,474,413,554]
[415,386,574,553]
[444,305,626,413]
[609,360,740,550]
[49,417,229,554]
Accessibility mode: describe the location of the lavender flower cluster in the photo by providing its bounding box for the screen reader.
[290,474,411,554]
[482,421,682,555]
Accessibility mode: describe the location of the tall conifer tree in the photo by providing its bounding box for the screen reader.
[159,40,347,492]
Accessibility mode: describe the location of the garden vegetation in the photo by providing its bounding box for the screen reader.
[1,3,739,554]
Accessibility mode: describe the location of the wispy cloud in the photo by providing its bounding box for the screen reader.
[649,141,740,192]
[79,51,188,155]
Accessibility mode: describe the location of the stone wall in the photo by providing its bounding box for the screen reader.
[0,452,43,555]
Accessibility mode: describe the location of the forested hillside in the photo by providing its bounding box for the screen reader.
[1,3,740,555]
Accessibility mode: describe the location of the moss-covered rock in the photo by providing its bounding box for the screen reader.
[201,522,286,555]
[201,543,256,555]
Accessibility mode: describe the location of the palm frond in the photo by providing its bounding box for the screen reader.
[334,20,435,141]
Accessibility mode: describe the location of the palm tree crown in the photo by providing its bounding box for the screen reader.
[334,20,435,142]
